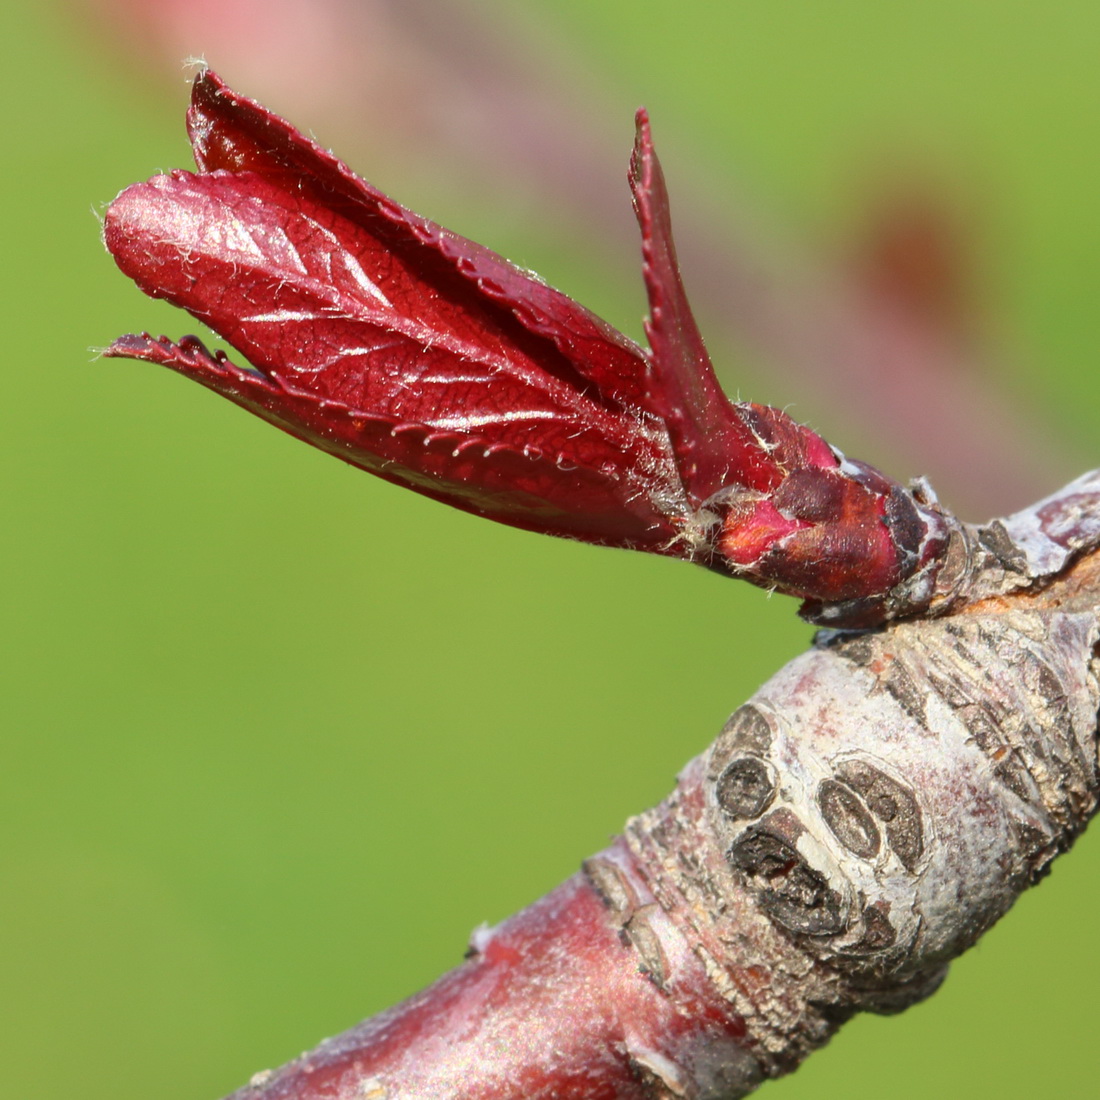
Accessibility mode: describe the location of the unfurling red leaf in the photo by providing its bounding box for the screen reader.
[104,71,957,625]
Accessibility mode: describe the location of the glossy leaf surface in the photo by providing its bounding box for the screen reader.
[104,71,953,624]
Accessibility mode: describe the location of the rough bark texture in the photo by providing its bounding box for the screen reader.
[223,476,1100,1099]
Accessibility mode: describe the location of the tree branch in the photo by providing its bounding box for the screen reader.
[214,471,1100,1099]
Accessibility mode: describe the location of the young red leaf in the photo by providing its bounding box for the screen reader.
[104,71,959,625]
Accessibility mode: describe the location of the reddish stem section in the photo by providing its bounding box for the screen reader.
[230,853,758,1100]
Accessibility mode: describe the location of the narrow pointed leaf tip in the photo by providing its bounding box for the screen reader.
[104,71,957,626]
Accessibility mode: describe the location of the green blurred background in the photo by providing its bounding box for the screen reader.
[5,2,1100,1097]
